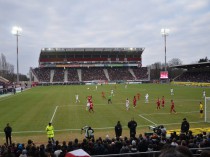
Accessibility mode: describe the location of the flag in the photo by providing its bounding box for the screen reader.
[65,149,90,157]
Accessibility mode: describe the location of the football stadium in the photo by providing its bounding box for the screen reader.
[1,47,210,156]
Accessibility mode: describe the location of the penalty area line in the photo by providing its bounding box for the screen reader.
[50,106,58,123]
[139,114,157,125]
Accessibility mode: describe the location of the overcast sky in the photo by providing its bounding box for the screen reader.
[0,0,210,75]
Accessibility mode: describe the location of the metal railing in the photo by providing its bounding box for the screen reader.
[92,147,210,157]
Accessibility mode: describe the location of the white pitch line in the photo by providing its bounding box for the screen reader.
[0,121,205,134]
[0,94,18,102]
[140,111,198,116]
[139,114,157,125]
[50,106,58,123]
[161,121,204,126]
[59,103,125,107]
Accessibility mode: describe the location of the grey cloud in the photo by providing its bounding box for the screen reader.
[0,0,209,74]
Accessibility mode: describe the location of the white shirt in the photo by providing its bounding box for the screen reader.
[75,94,79,99]
[126,99,130,106]
[54,150,62,157]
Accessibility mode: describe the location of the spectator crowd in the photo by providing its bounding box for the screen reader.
[1,128,210,156]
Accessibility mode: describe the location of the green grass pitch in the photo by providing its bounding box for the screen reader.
[0,84,209,144]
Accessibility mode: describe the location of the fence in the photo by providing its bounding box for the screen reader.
[92,147,210,157]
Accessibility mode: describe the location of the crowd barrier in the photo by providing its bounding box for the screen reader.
[92,147,210,157]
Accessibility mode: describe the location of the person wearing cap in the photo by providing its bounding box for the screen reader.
[4,123,12,146]
[46,122,55,143]
[181,118,190,134]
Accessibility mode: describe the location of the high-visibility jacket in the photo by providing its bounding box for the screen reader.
[46,125,54,138]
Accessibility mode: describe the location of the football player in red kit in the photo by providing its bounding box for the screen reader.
[133,96,137,108]
[89,102,94,113]
[101,91,106,99]
[170,99,176,114]
[87,95,92,103]
[156,97,161,110]
[161,96,165,107]
[137,93,140,100]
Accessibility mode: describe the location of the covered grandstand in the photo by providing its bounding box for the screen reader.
[171,62,210,86]
[31,47,149,85]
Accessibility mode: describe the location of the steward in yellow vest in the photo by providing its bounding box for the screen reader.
[46,122,55,143]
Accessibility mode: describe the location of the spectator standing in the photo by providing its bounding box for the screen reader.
[46,122,55,143]
[4,123,12,146]
[181,118,190,134]
[128,118,137,138]
[115,121,122,138]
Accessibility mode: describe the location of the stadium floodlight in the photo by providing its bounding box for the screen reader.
[161,28,170,71]
[11,26,22,84]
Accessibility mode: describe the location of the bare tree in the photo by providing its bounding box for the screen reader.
[198,57,209,63]
[167,58,184,79]
[168,58,183,66]
[0,53,15,81]
[150,62,162,79]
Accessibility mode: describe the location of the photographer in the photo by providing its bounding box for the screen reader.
[81,126,94,140]
[150,125,166,136]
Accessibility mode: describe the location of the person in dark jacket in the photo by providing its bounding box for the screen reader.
[115,121,122,138]
[181,118,190,134]
[128,118,137,138]
[4,123,12,146]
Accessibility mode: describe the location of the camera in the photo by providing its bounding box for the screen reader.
[149,125,166,136]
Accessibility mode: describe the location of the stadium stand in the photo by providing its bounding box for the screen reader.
[132,67,148,80]
[172,62,210,83]
[53,68,64,82]
[67,68,79,82]
[31,48,149,84]
[175,71,210,83]
[81,67,107,81]
[33,68,51,82]
[107,67,134,81]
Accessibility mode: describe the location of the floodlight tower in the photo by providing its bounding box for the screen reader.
[12,26,22,84]
[161,28,170,71]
